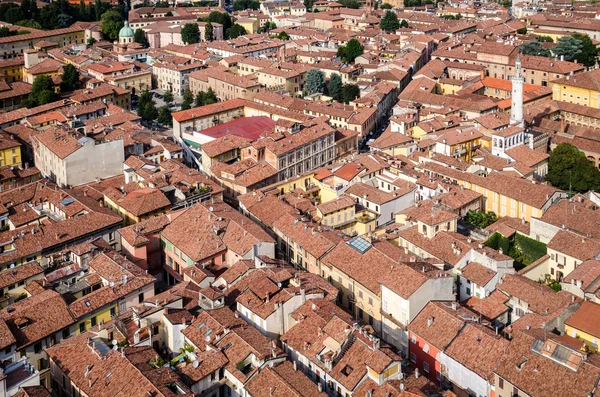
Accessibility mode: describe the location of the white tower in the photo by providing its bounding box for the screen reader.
[510,54,524,127]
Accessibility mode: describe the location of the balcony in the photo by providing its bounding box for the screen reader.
[355,210,376,224]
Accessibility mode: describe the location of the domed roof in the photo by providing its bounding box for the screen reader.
[119,21,134,38]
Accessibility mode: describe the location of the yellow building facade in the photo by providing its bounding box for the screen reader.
[551,81,599,108]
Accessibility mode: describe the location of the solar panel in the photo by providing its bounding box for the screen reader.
[347,236,372,254]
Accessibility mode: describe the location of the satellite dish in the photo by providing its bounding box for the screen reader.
[205,335,210,342]
[79,271,85,277]
[269,361,274,368]
[113,345,118,351]
[193,361,199,368]
[209,206,214,212]
[112,339,118,346]
[109,281,115,287]
[277,282,282,288]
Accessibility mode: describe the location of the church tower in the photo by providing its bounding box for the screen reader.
[510,54,524,127]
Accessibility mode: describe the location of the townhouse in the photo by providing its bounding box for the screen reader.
[160,199,275,284]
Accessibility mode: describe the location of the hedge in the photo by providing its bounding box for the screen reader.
[513,233,547,266]
[485,232,510,254]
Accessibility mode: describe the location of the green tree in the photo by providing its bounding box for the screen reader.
[327,73,342,101]
[233,0,259,10]
[380,11,400,32]
[20,0,38,20]
[465,210,498,228]
[204,88,217,104]
[5,7,24,24]
[337,38,363,63]
[306,69,325,94]
[204,21,213,42]
[400,19,408,28]
[277,31,290,40]
[226,24,246,39]
[140,101,158,122]
[553,35,584,63]
[0,27,13,38]
[101,10,124,41]
[26,75,56,108]
[163,90,173,104]
[519,40,551,57]
[516,27,527,35]
[181,23,200,44]
[345,38,363,63]
[535,35,554,42]
[206,11,232,31]
[195,91,205,107]
[87,37,97,46]
[165,11,173,16]
[341,83,360,103]
[546,143,600,193]
[181,89,194,110]
[304,0,314,11]
[381,2,393,8]
[571,33,599,67]
[259,21,276,33]
[138,89,153,109]
[60,64,81,92]
[134,28,149,47]
[157,106,172,126]
[338,0,360,8]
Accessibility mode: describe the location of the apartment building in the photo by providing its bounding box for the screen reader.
[188,69,261,101]
[32,128,124,188]
[153,58,205,95]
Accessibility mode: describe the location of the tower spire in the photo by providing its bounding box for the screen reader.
[510,52,524,127]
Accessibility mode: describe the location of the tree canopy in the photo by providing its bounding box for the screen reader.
[137,90,158,122]
[181,23,200,44]
[163,91,173,104]
[204,21,213,42]
[337,38,363,63]
[134,28,149,47]
[381,3,393,8]
[306,69,325,94]
[226,24,246,39]
[195,88,218,107]
[157,106,172,126]
[553,34,599,66]
[181,89,194,110]
[327,73,343,102]
[101,10,124,41]
[60,64,81,92]
[341,83,360,103]
[25,75,56,108]
[519,40,551,57]
[546,143,600,193]
[380,11,400,32]
[233,0,259,10]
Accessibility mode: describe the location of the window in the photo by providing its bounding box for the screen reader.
[410,352,417,363]
[34,342,42,354]
[411,335,416,344]
[139,293,144,303]
[423,344,430,353]
[79,322,86,333]
[499,377,504,389]
[90,317,97,327]
[62,328,70,339]
[110,307,116,317]
[423,362,429,373]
